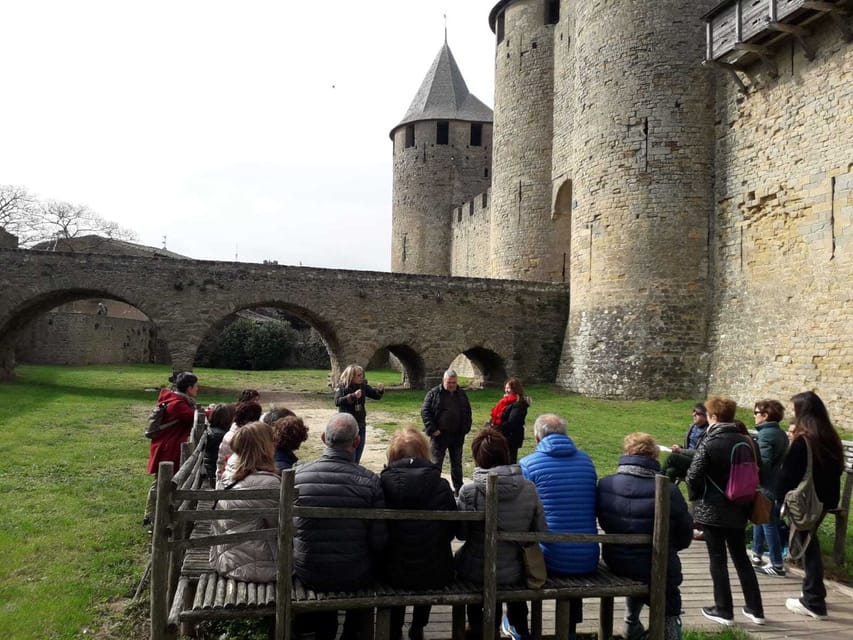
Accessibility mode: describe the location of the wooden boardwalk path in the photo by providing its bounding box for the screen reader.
[413,539,853,639]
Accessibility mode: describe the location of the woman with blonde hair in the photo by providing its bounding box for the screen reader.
[487,377,531,463]
[380,428,456,640]
[209,421,280,582]
[334,364,385,463]
[598,433,693,640]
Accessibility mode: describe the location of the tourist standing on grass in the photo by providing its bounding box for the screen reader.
[421,369,472,496]
[598,432,692,640]
[749,399,789,577]
[334,364,385,463]
[456,429,545,640]
[209,421,280,581]
[685,396,765,627]
[779,391,843,619]
[144,371,199,527]
[487,377,531,463]
[380,428,457,640]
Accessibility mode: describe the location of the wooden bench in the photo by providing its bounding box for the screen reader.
[828,439,853,565]
[150,438,673,640]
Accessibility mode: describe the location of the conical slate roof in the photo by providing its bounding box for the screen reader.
[390,42,493,138]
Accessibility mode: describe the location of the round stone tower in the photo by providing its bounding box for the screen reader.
[390,43,493,276]
[488,0,570,282]
[555,0,718,398]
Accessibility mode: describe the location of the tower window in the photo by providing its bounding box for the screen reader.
[436,121,449,145]
[470,123,482,147]
[546,0,559,25]
[482,193,488,207]
[497,11,505,43]
[484,168,489,178]
[405,125,415,148]
[469,201,474,216]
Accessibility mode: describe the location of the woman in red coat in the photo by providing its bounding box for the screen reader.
[144,372,199,526]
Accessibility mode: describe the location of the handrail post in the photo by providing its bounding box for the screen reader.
[276,470,296,640]
[648,475,671,640]
[150,461,175,640]
[483,473,498,640]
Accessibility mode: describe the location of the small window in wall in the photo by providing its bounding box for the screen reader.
[484,168,489,178]
[470,123,482,147]
[469,201,474,216]
[405,124,415,148]
[402,235,407,262]
[457,208,462,222]
[482,193,488,207]
[546,0,559,25]
[497,11,505,43]
[436,121,449,145]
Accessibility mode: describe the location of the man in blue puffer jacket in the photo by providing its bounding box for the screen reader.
[519,414,598,640]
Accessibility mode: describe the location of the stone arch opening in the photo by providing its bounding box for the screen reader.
[552,178,572,219]
[0,288,165,371]
[364,344,425,389]
[194,303,338,374]
[452,347,507,388]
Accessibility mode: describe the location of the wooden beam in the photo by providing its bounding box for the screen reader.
[768,22,816,59]
[702,59,750,94]
[735,43,780,76]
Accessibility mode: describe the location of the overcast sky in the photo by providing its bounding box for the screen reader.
[2,1,497,271]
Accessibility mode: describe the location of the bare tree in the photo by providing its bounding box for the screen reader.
[0,184,137,247]
[0,185,37,239]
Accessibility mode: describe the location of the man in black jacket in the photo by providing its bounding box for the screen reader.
[293,413,388,640]
[420,369,472,495]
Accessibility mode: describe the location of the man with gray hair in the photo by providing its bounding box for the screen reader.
[293,413,387,640]
[421,369,472,495]
[514,414,598,640]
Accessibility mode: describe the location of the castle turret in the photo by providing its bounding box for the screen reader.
[488,0,568,282]
[555,0,718,398]
[390,43,493,276]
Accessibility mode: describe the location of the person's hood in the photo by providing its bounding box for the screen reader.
[535,432,578,458]
[381,457,443,507]
[472,464,527,501]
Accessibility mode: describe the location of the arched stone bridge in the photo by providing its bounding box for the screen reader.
[0,249,570,388]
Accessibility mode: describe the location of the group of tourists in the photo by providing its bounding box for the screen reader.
[143,366,845,640]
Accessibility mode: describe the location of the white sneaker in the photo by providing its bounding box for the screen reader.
[742,608,766,625]
[786,598,827,619]
[749,551,763,566]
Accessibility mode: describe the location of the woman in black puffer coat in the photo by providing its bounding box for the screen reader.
[686,397,764,627]
[488,377,531,463]
[380,428,457,640]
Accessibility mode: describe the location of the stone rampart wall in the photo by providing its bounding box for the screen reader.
[707,25,853,419]
[451,189,492,277]
[15,313,166,365]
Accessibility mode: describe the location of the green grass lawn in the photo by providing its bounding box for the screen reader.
[0,364,848,639]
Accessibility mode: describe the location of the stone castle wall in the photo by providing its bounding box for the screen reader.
[451,189,492,277]
[489,0,567,282]
[707,25,853,419]
[555,0,717,398]
[15,312,167,365]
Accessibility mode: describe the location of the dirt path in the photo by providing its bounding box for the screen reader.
[247,390,397,473]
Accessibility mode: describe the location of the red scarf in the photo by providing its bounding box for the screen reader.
[490,394,518,426]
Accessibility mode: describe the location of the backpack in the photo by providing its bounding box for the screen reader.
[709,437,759,504]
[781,439,824,560]
[144,401,180,439]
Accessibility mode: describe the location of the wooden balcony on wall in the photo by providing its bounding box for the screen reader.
[703,0,851,72]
